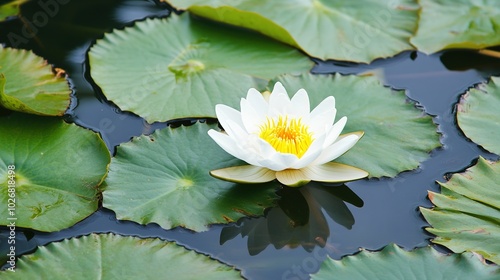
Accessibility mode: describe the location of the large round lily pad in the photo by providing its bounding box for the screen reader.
[274,73,441,178]
[311,243,500,279]
[457,76,500,155]
[0,233,242,279]
[103,123,279,232]
[0,47,71,116]
[421,157,500,264]
[411,0,500,54]
[163,0,418,63]
[0,113,110,232]
[88,13,312,123]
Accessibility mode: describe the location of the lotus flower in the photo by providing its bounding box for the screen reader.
[208,82,368,187]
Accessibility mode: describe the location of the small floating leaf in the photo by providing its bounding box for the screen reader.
[457,76,500,155]
[275,73,441,178]
[88,13,312,123]
[0,113,110,232]
[421,157,500,264]
[0,47,71,116]
[0,233,242,279]
[411,0,500,54]
[162,0,419,63]
[0,0,28,21]
[103,123,279,232]
[311,244,500,279]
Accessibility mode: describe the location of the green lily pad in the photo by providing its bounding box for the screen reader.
[0,113,110,232]
[421,157,500,264]
[88,13,312,123]
[103,123,279,232]
[273,73,440,178]
[457,76,500,155]
[311,243,500,280]
[411,0,500,54]
[0,233,242,279]
[0,0,27,21]
[0,47,71,116]
[162,0,418,63]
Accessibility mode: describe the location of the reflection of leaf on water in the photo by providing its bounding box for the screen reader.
[440,49,500,75]
[220,184,363,256]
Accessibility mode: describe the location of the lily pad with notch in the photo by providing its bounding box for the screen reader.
[0,113,110,232]
[0,47,71,116]
[88,13,312,123]
[103,123,279,232]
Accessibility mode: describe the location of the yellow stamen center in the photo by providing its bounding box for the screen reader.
[259,116,314,158]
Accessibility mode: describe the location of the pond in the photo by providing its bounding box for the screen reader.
[1,0,500,279]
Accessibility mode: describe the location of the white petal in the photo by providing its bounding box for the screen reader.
[208,128,263,167]
[336,131,365,141]
[307,96,336,136]
[223,118,249,142]
[290,89,310,118]
[311,134,360,165]
[247,88,269,108]
[215,104,245,137]
[271,81,287,95]
[210,165,276,184]
[310,96,335,117]
[240,97,266,134]
[323,116,347,147]
[290,133,326,169]
[256,151,299,171]
[253,135,280,156]
[275,169,310,187]
[302,162,368,182]
[268,82,291,116]
[306,108,336,137]
[252,136,300,171]
[208,130,247,161]
[224,120,272,165]
[240,88,269,133]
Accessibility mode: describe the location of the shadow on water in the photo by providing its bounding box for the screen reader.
[1,1,500,279]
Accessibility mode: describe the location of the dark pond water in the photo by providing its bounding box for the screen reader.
[1,1,500,279]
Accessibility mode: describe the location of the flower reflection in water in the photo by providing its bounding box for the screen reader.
[220,183,363,255]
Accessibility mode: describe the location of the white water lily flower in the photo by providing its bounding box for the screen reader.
[207,82,368,187]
